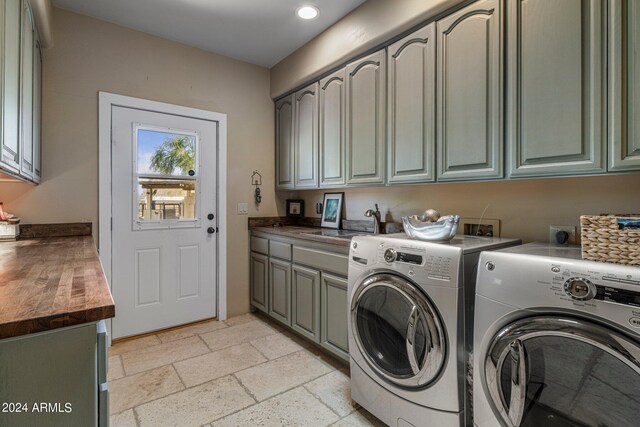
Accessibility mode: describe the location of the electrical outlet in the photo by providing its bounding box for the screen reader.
[237,203,248,215]
[549,225,576,244]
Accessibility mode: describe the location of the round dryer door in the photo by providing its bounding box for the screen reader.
[484,316,640,427]
[351,272,446,388]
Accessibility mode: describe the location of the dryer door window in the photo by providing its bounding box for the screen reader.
[484,316,640,427]
[351,273,446,388]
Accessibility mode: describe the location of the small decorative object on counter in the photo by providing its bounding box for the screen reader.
[321,192,344,229]
[581,214,640,266]
[0,202,20,241]
[402,209,460,242]
[286,199,304,217]
[251,171,262,205]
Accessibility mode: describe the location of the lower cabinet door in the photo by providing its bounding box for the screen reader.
[268,257,292,326]
[250,252,269,312]
[320,273,349,361]
[291,265,321,342]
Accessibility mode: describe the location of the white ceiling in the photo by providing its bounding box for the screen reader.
[52,0,366,68]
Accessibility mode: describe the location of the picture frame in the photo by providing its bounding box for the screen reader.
[286,199,304,217]
[321,192,344,229]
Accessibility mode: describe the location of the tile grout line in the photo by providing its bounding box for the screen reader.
[302,381,346,420]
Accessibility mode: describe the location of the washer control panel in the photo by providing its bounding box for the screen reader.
[377,243,455,281]
[564,278,596,301]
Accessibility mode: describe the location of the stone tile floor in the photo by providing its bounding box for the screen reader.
[109,312,385,427]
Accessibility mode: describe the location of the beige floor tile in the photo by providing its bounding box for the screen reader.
[331,409,385,427]
[250,332,305,359]
[305,371,357,417]
[135,375,255,427]
[108,354,125,381]
[109,365,184,414]
[121,336,210,375]
[174,342,266,387]
[235,350,332,401]
[223,312,259,327]
[110,409,137,427]
[200,320,277,352]
[110,334,161,356]
[211,386,339,427]
[156,320,228,343]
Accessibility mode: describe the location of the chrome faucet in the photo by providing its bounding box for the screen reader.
[364,204,381,234]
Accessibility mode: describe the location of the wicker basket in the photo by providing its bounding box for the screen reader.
[581,215,640,266]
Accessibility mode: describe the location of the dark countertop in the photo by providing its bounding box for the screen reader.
[250,225,369,247]
[0,236,115,339]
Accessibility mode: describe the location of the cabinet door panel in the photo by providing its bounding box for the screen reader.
[250,252,268,313]
[1,0,21,172]
[387,23,436,184]
[346,50,386,185]
[275,94,294,190]
[294,82,318,188]
[437,0,503,181]
[291,265,320,342]
[32,37,41,182]
[508,0,605,177]
[319,69,346,187]
[268,257,291,326]
[320,273,349,361]
[19,0,34,179]
[609,0,640,171]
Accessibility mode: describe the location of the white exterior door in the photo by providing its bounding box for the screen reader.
[111,106,218,339]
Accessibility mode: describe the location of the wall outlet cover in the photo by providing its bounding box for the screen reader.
[237,202,248,215]
[549,225,576,244]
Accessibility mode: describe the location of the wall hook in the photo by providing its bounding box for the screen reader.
[251,171,262,205]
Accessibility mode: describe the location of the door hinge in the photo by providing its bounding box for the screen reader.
[110,217,113,231]
[216,227,219,233]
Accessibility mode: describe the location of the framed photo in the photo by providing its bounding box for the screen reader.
[321,192,344,229]
[286,199,304,217]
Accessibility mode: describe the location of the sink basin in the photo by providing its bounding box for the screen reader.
[302,229,373,239]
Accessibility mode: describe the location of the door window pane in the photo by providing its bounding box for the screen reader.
[137,129,196,176]
[500,336,640,427]
[137,179,196,221]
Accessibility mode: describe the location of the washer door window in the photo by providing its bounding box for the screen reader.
[351,273,446,388]
[484,316,640,427]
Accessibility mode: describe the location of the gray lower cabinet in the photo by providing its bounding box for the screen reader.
[507,0,605,177]
[291,264,321,342]
[609,0,640,171]
[345,49,386,185]
[319,68,347,187]
[436,0,503,181]
[250,251,268,313]
[0,321,108,427]
[320,273,349,361]
[294,82,319,188]
[268,257,292,326]
[275,94,295,190]
[1,0,21,173]
[387,22,436,184]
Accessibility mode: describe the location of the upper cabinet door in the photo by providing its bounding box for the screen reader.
[275,94,295,190]
[609,0,640,171]
[1,0,21,173]
[319,68,346,187]
[19,0,34,179]
[294,82,319,188]
[436,0,503,181]
[32,35,42,183]
[508,0,605,177]
[387,23,436,184]
[345,49,386,185]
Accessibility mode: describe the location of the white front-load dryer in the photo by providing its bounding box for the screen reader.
[348,234,520,427]
[474,243,640,427]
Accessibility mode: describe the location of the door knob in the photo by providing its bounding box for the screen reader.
[207,227,216,234]
[208,213,215,220]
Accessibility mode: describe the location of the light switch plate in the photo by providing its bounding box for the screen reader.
[237,203,248,215]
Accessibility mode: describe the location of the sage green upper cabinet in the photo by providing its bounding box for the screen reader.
[387,23,436,184]
[275,94,295,190]
[1,0,21,173]
[609,0,640,171]
[345,49,386,185]
[294,82,319,188]
[319,68,346,187]
[507,0,605,177]
[19,0,35,179]
[436,0,503,181]
[32,34,41,183]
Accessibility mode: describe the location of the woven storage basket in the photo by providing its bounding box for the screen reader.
[581,215,640,266]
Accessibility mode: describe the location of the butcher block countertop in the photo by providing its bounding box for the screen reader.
[0,236,115,339]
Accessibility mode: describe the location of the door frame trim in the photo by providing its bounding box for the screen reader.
[98,92,228,332]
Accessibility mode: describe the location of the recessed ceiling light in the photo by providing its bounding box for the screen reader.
[296,5,319,20]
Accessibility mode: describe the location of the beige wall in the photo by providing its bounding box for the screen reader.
[0,8,277,317]
[281,174,640,243]
[270,0,464,98]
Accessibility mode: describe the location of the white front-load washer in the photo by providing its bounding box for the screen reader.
[474,243,640,427]
[348,234,520,427]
